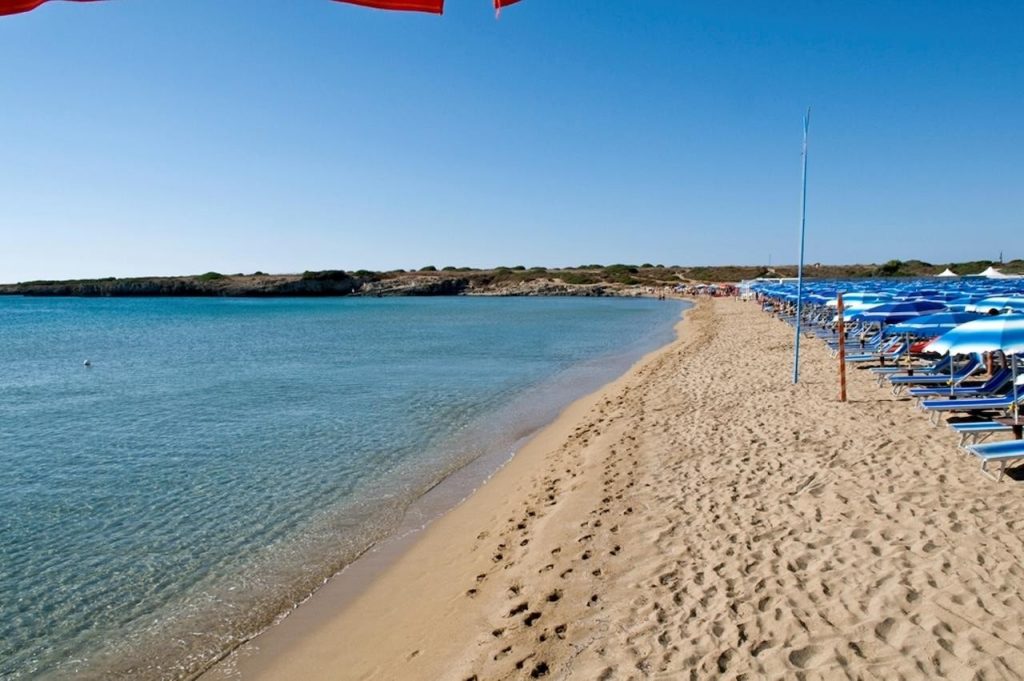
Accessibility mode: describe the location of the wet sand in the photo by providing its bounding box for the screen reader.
[206,297,1024,680]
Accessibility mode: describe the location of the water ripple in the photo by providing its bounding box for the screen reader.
[0,296,683,680]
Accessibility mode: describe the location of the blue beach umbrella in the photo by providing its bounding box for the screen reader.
[825,292,891,309]
[888,311,982,335]
[834,301,891,321]
[969,296,1024,314]
[847,300,948,368]
[925,315,1024,407]
[851,300,947,325]
[925,315,1024,356]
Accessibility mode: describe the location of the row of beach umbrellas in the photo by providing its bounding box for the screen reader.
[925,314,1024,422]
[752,279,1024,424]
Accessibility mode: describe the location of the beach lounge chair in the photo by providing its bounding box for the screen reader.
[844,337,906,363]
[908,367,1013,401]
[919,391,1022,425]
[870,354,953,386]
[965,440,1024,481]
[949,420,1015,447]
[887,357,983,395]
[828,329,884,354]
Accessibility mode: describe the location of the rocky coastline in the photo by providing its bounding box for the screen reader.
[7,257,1017,298]
[0,270,651,298]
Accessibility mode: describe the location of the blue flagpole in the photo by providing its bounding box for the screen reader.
[792,107,810,384]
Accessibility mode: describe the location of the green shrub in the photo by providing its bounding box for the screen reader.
[560,272,598,285]
[301,270,350,281]
[875,259,903,276]
[419,265,437,272]
[197,272,225,281]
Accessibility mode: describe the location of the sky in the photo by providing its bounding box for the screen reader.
[0,0,1022,282]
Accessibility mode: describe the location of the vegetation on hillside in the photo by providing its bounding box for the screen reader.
[5,258,1022,296]
[300,269,352,282]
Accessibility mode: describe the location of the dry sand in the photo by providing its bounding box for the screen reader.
[208,297,1024,680]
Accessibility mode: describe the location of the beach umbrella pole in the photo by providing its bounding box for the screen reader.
[792,108,810,384]
[837,293,847,401]
[906,332,913,376]
[950,352,955,398]
[1014,354,1019,426]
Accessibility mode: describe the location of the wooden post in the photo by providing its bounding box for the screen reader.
[906,333,914,376]
[837,293,848,402]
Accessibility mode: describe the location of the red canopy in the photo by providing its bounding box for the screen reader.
[1,0,99,15]
[0,0,530,15]
[332,0,443,13]
[0,0,462,16]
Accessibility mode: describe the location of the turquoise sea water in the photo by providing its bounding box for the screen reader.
[0,296,684,680]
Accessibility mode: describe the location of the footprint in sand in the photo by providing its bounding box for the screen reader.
[787,645,821,669]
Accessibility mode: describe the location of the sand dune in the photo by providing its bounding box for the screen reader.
[212,298,1024,681]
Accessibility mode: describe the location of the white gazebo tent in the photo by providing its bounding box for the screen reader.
[936,268,959,278]
[979,266,1011,279]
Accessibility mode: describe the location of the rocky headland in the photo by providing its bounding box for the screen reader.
[3,258,1021,297]
[0,266,678,298]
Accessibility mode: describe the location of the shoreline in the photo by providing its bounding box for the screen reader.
[199,298,695,681]
[207,296,1024,679]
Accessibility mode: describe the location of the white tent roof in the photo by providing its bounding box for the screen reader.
[936,268,959,277]
[980,266,1010,279]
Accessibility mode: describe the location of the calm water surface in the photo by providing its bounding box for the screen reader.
[0,296,685,680]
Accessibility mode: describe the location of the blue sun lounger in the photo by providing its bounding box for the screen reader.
[887,357,983,396]
[828,331,886,357]
[827,329,882,351]
[909,368,1013,401]
[919,392,1022,425]
[845,343,907,364]
[949,420,1015,447]
[965,440,1024,481]
[870,355,953,386]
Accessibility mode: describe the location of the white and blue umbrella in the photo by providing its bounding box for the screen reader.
[925,314,1024,413]
[944,294,991,312]
[825,292,891,308]
[834,300,895,321]
[851,300,947,325]
[924,315,1024,355]
[968,296,1024,314]
[888,311,982,335]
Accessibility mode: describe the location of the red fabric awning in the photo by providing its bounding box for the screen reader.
[0,0,448,16]
[333,0,443,13]
[1,0,100,16]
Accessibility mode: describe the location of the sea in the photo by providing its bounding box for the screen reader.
[0,295,686,680]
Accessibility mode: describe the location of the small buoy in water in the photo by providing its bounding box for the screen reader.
[83,359,92,367]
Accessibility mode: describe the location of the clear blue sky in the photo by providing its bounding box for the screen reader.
[1,0,1021,281]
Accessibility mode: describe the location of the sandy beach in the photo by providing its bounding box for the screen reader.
[208,297,1024,680]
